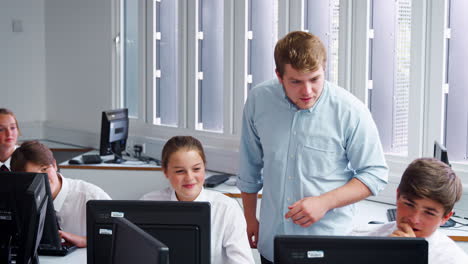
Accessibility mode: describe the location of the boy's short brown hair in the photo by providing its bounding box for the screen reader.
[274,31,327,77]
[10,140,55,172]
[398,158,462,215]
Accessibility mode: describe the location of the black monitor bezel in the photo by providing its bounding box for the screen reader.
[274,235,428,264]
[434,140,450,165]
[86,200,210,264]
[99,108,129,158]
[0,172,49,264]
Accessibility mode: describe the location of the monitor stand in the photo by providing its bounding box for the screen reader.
[104,143,126,164]
[105,153,126,164]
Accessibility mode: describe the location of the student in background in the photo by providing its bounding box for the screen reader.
[11,140,111,248]
[141,136,255,264]
[350,158,468,264]
[0,108,20,171]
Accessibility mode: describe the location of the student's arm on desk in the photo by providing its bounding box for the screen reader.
[59,231,86,248]
[241,192,259,248]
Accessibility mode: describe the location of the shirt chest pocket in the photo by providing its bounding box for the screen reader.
[299,142,344,179]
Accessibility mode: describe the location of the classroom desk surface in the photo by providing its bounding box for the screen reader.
[39,248,86,264]
[59,150,162,171]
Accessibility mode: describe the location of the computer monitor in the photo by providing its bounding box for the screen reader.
[274,235,428,264]
[99,108,129,163]
[434,140,450,165]
[111,217,169,264]
[87,200,210,264]
[0,172,48,264]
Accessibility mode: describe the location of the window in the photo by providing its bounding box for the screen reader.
[196,0,224,132]
[117,0,468,185]
[444,0,468,162]
[122,0,140,118]
[303,0,340,84]
[247,0,278,90]
[153,0,179,126]
[368,0,411,156]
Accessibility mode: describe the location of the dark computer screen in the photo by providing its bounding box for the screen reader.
[87,200,210,264]
[99,108,129,163]
[274,235,428,264]
[111,217,169,264]
[434,140,450,165]
[0,172,49,264]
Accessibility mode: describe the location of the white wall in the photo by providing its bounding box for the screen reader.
[44,0,114,147]
[0,0,46,139]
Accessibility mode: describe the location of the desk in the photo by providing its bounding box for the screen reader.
[59,151,167,200]
[39,248,86,264]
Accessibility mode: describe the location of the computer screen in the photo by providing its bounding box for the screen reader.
[274,235,428,264]
[111,217,169,264]
[434,140,450,165]
[87,200,210,264]
[0,172,48,264]
[99,108,129,163]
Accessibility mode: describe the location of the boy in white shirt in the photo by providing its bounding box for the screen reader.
[11,140,111,248]
[350,158,468,264]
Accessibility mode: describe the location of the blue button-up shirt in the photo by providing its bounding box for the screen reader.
[237,79,388,261]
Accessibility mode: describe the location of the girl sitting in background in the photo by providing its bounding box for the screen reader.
[141,136,254,264]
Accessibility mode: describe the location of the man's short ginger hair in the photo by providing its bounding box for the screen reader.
[274,31,327,77]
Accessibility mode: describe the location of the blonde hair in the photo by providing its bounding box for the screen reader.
[0,108,21,136]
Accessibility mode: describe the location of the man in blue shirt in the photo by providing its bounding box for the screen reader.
[237,31,388,263]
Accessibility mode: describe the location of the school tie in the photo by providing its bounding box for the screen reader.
[0,164,9,172]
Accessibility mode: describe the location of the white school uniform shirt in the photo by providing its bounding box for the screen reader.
[141,187,255,264]
[1,145,18,171]
[349,221,468,264]
[53,173,111,236]
[0,156,12,170]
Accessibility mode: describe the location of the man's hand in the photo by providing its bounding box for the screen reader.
[285,196,330,227]
[245,217,259,248]
[59,230,87,248]
[389,222,416,237]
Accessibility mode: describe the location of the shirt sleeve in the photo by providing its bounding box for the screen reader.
[237,92,264,193]
[222,201,255,264]
[86,182,112,200]
[345,105,388,195]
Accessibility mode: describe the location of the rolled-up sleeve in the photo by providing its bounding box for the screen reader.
[237,93,264,193]
[346,106,388,195]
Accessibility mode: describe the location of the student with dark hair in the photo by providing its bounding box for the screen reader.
[350,158,468,263]
[11,140,111,248]
[0,108,20,171]
[141,136,254,264]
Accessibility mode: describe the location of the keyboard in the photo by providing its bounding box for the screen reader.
[386,208,397,222]
[204,174,230,188]
[38,243,77,256]
[81,154,103,164]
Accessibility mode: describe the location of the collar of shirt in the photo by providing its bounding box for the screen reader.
[1,156,12,168]
[169,187,207,202]
[53,173,69,212]
[281,80,330,113]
